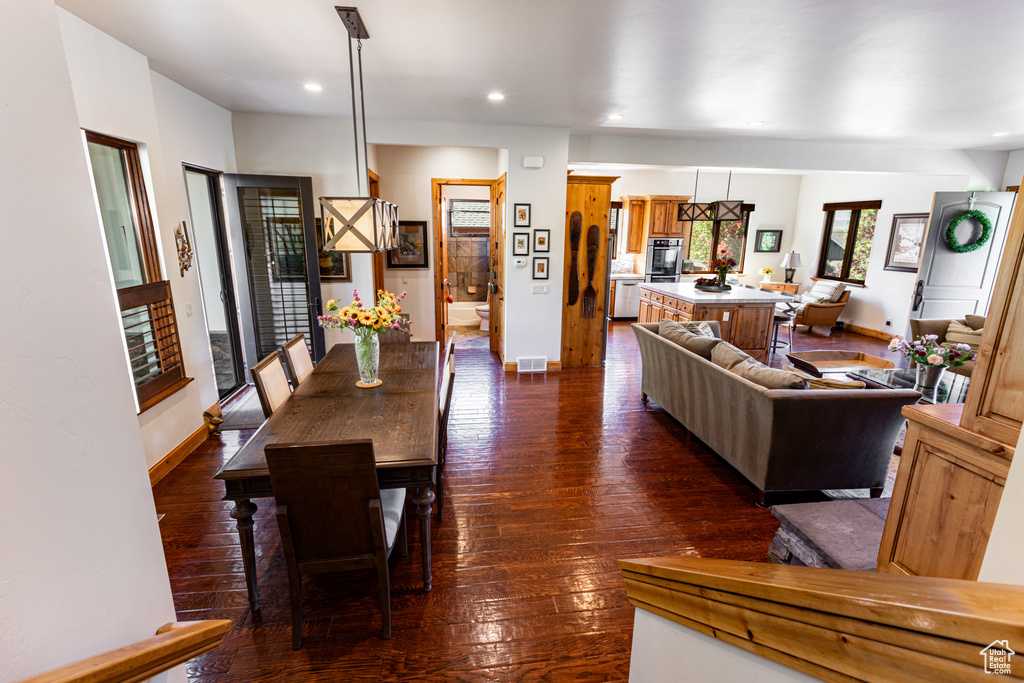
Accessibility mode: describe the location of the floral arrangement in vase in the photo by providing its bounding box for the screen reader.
[318,289,410,387]
[889,333,975,389]
[759,266,774,282]
[712,256,737,286]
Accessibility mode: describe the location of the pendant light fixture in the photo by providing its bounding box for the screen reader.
[677,169,714,221]
[713,171,744,221]
[319,6,399,253]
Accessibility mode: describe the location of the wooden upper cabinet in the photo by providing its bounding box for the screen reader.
[624,198,647,254]
[648,199,672,237]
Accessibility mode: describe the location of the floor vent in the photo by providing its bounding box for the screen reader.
[517,356,548,373]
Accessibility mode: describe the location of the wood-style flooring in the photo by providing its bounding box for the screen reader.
[153,321,893,680]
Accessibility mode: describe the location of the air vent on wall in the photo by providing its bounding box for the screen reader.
[516,356,548,373]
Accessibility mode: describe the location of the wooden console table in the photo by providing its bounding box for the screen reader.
[638,283,789,362]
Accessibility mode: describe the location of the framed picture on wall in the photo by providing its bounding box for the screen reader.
[513,232,530,256]
[315,217,352,282]
[884,213,929,272]
[533,229,550,253]
[533,256,549,280]
[514,203,531,227]
[754,229,783,253]
[386,220,429,269]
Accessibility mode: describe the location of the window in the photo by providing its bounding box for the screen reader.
[681,205,754,273]
[448,198,490,236]
[85,131,190,412]
[817,201,881,284]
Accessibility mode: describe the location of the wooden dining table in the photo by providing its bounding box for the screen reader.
[214,341,439,611]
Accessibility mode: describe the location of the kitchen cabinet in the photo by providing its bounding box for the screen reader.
[622,195,689,253]
[759,282,800,295]
[624,197,647,254]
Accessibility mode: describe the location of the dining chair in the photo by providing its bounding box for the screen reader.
[265,440,408,649]
[281,333,314,388]
[437,331,456,520]
[251,351,291,418]
[381,313,412,343]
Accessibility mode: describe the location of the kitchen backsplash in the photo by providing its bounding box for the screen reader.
[611,254,638,274]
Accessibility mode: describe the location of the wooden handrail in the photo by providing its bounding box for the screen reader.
[620,557,1024,681]
[18,620,231,683]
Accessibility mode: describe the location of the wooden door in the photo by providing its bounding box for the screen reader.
[490,174,506,358]
[368,170,385,296]
[907,192,1015,328]
[625,198,646,254]
[435,185,449,342]
[648,200,671,237]
[561,175,618,368]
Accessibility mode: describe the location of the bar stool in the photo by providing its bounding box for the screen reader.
[771,311,795,358]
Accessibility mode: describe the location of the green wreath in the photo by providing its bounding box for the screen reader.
[945,210,993,253]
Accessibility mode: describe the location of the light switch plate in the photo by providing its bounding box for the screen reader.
[185,303,193,317]
[532,284,548,294]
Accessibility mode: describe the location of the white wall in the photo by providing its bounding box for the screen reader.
[628,609,816,682]
[234,115,571,362]
[375,144,501,341]
[609,169,802,286]
[1002,150,1024,190]
[0,1,178,678]
[789,172,969,335]
[979,428,1024,585]
[58,10,238,466]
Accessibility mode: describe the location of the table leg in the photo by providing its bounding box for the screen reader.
[229,498,260,610]
[413,486,436,592]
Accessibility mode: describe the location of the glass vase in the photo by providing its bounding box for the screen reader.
[716,269,728,286]
[915,363,945,390]
[354,331,380,386]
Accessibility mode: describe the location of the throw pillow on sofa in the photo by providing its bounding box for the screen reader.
[682,321,716,337]
[711,341,752,370]
[800,280,847,305]
[732,359,809,390]
[945,320,983,348]
[783,365,867,390]
[658,319,722,359]
[964,314,986,331]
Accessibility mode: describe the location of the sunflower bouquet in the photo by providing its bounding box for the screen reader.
[318,289,411,339]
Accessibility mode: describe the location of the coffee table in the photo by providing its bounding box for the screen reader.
[846,367,970,405]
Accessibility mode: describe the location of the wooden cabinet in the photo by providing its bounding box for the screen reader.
[622,195,689,253]
[608,280,617,318]
[761,282,798,294]
[877,404,1013,580]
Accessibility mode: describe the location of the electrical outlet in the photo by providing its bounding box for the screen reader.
[885,319,892,327]
[185,303,193,317]
[402,276,408,284]
[722,311,730,321]
[532,284,548,294]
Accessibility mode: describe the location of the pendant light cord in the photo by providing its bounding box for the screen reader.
[347,35,362,196]
[357,39,371,199]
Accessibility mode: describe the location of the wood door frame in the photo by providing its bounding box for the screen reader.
[431,178,496,344]
[369,170,386,296]
[490,174,507,357]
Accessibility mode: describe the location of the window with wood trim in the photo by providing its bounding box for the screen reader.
[85,131,190,412]
[448,198,490,236]
[816,201,881,284]
[681,205,754,273]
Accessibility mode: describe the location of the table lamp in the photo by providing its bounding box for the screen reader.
[780,251,802,283]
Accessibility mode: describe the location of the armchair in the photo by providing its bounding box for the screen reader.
[908,317,982,377]
[793,290,851,333]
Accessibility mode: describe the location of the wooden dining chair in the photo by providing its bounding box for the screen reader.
[265,440,408,649]
[437,331,456,520]
[281,334,314,388]
[251,351,291,418]
[381,314,412,343]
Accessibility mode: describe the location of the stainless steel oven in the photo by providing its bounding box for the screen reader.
[645,238,683,281]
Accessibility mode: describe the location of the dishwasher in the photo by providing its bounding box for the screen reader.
[612,277,643,319]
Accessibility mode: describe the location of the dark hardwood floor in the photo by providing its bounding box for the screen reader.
[153,321,894,680]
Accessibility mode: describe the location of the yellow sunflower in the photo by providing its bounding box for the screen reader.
[357,311,374,326]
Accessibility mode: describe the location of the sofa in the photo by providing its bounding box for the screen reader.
[632,321,921,506]
[908,315,984,377]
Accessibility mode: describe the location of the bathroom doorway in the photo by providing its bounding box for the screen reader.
[431,177,504,357]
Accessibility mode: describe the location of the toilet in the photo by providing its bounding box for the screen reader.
[475,304,489,332]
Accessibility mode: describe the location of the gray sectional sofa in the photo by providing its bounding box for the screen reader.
[632,322,920,506]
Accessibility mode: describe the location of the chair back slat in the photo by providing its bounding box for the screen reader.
[282,334,314,387]
[251,352,291,417]
[266,440,384,562]
[381,314,412,343]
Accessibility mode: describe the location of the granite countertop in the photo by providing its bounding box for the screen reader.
[640,281,791,304]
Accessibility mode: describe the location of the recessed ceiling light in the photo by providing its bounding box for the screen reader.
[874,127,891,132]
[993,131,1010,137]
[747,120,764,126]
[304,83,323,92]
[608,113,623,120]
[488,92,505,101]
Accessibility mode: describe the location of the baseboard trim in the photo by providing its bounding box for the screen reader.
[503,361,517,372]
[149,411,213,486]
[846,323,896,341]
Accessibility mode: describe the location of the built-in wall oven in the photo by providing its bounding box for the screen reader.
[645,238,684,282]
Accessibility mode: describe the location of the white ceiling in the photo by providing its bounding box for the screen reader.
[56,0,1024,151]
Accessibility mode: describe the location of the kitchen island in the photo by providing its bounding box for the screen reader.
[638,282,792,362]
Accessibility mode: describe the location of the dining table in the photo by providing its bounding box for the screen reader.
[214,341,439,611]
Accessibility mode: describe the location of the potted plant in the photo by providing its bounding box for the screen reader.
[318,289,411,387]
[889,334,975,389]
[759,266,774,283]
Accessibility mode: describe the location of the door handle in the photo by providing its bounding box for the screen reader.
[912,280,924,312]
